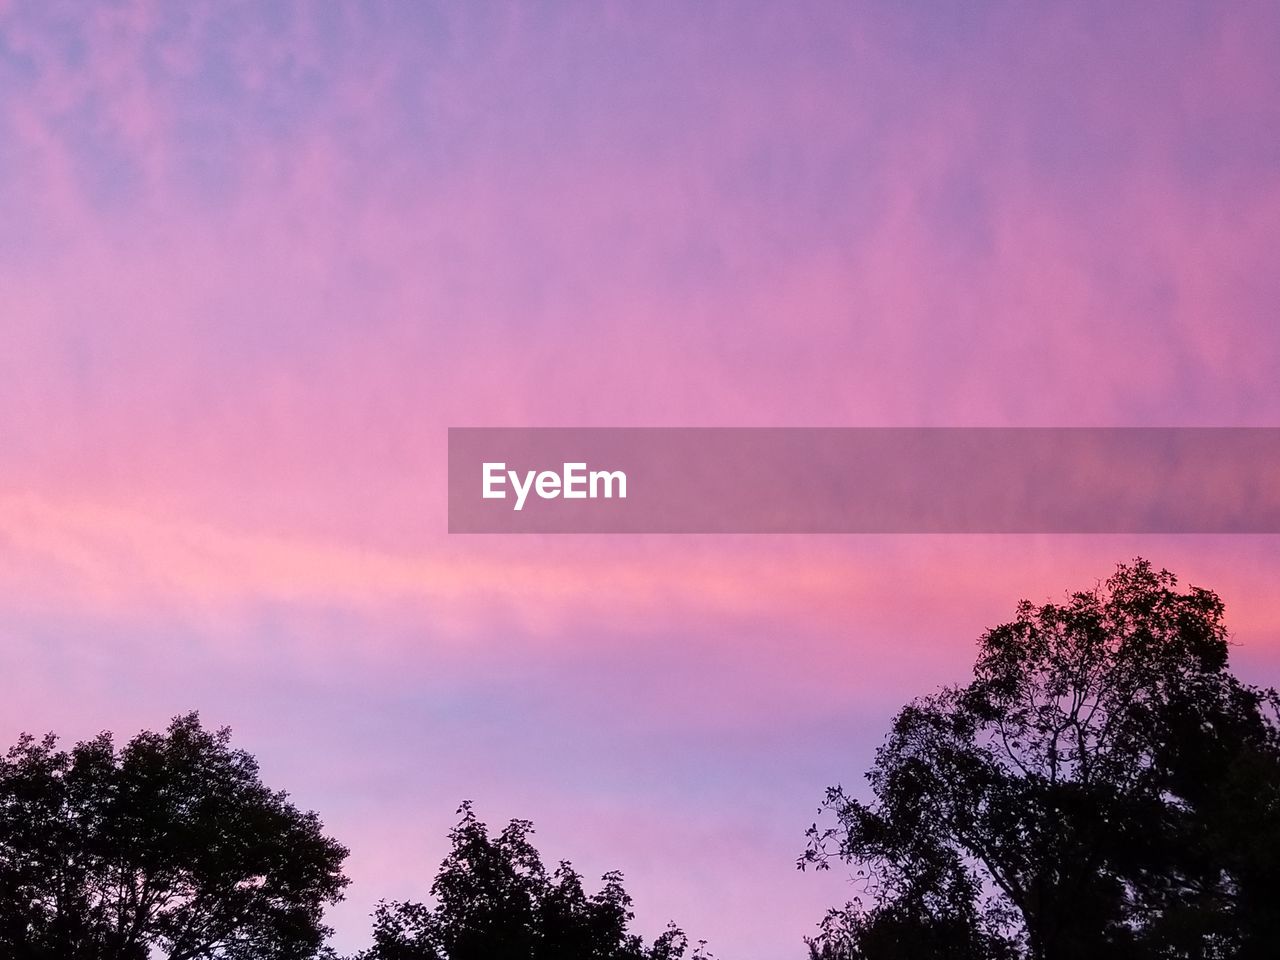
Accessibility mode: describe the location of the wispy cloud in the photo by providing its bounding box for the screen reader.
[3,1,1280,955]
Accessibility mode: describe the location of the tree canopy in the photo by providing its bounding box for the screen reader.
[802,560,1280,960]
[0,712,349,960]
[357,802,710,960]
[7,559,1274,960]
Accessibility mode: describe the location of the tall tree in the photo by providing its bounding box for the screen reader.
[802,560,1280,960]
[359,802,710,960]
[0,713,349,959]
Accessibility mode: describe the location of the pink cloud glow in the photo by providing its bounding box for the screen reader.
[2,2,1280,956]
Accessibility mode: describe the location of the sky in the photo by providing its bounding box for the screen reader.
[2,1,1280,956]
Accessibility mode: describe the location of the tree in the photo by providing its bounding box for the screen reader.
[0,712,349,959]
[802,560,1280,960]
[358,802,711,960]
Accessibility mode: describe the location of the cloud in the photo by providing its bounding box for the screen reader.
[3,2,1280,957]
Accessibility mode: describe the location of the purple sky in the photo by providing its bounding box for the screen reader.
[2,2,1280,956]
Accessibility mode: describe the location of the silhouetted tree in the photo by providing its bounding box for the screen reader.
[802,560,1280,960]
[358,802,711,960]
[0,712,349,959]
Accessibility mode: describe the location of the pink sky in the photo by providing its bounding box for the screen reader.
[2,2,1280,956]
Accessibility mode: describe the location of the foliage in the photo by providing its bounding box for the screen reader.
[802,560,1280,960]
[0,713,349,959]
[357,802,711,960]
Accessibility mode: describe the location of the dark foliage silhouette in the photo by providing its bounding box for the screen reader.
[356,802,710,960]
[0,712,349,959]
[802,560,1280,960]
